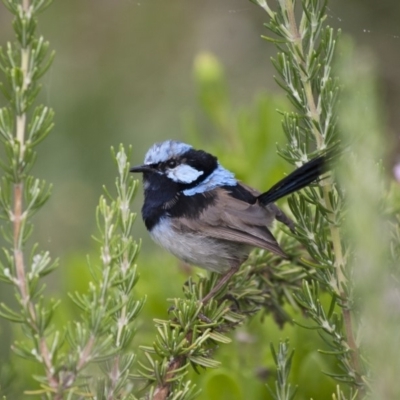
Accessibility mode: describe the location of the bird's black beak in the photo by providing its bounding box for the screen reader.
[129,164,155,174]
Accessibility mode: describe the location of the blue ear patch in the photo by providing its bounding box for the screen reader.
[144,140,192,164]
[183,164,237,195]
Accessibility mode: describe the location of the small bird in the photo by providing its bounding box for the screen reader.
[131,140,329,302]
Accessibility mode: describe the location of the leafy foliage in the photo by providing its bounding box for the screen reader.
[251,0,365,397]
[0,2,143,398]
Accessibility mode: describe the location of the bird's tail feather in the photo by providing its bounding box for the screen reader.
[258,150,335,205]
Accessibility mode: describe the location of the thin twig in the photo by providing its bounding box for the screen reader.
[76,335,96,371]
[153,327,196,399]
[154,357,185,400]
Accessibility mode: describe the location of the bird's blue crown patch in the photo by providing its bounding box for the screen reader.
[144,140,192,164]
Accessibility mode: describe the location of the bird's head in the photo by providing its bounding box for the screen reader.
[130,140,236,194]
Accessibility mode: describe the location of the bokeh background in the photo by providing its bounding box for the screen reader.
[0,1,399,398]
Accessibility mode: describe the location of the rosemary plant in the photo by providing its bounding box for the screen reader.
[66,145,144,398]
[0,2,143,398]
[137,246,307,399]
[0,0,59,393]
[251,0,366,397]
[266,340,297,400]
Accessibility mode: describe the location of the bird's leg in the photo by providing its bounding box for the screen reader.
[202,264,240,304]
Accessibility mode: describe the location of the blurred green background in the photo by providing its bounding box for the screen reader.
[0,0,398,259]
[0,1,398,398]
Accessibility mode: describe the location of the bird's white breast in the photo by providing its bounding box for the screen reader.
[150,217,249,273]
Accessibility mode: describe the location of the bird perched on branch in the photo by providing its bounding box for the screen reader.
[131,140,331,302]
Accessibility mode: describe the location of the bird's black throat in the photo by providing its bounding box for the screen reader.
[141,172,217,231]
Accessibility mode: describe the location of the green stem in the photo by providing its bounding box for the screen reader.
[284,0,323,149]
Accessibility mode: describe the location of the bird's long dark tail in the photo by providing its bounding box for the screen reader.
[258,150,334,205]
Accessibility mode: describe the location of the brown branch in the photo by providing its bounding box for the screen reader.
[13,184,60,390]
[76,335,96,371]
[153,328,193,400]
[13,184,28,301]
[106,356,121,400]
[22,0,30,11]
[153,357,185,400]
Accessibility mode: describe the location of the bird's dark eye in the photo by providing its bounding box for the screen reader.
[167,159,177,168]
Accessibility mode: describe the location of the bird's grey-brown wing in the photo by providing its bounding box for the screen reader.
[239,182,295,230]
[173,188,287,257]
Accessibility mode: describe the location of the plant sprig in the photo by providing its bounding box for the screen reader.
[0,2,144,396]
[66,145,145,398]
[0,0,60,394]
[267,340,297,400]
[252,0,365,396]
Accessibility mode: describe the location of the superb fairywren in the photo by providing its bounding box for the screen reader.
[130,140,329,302]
